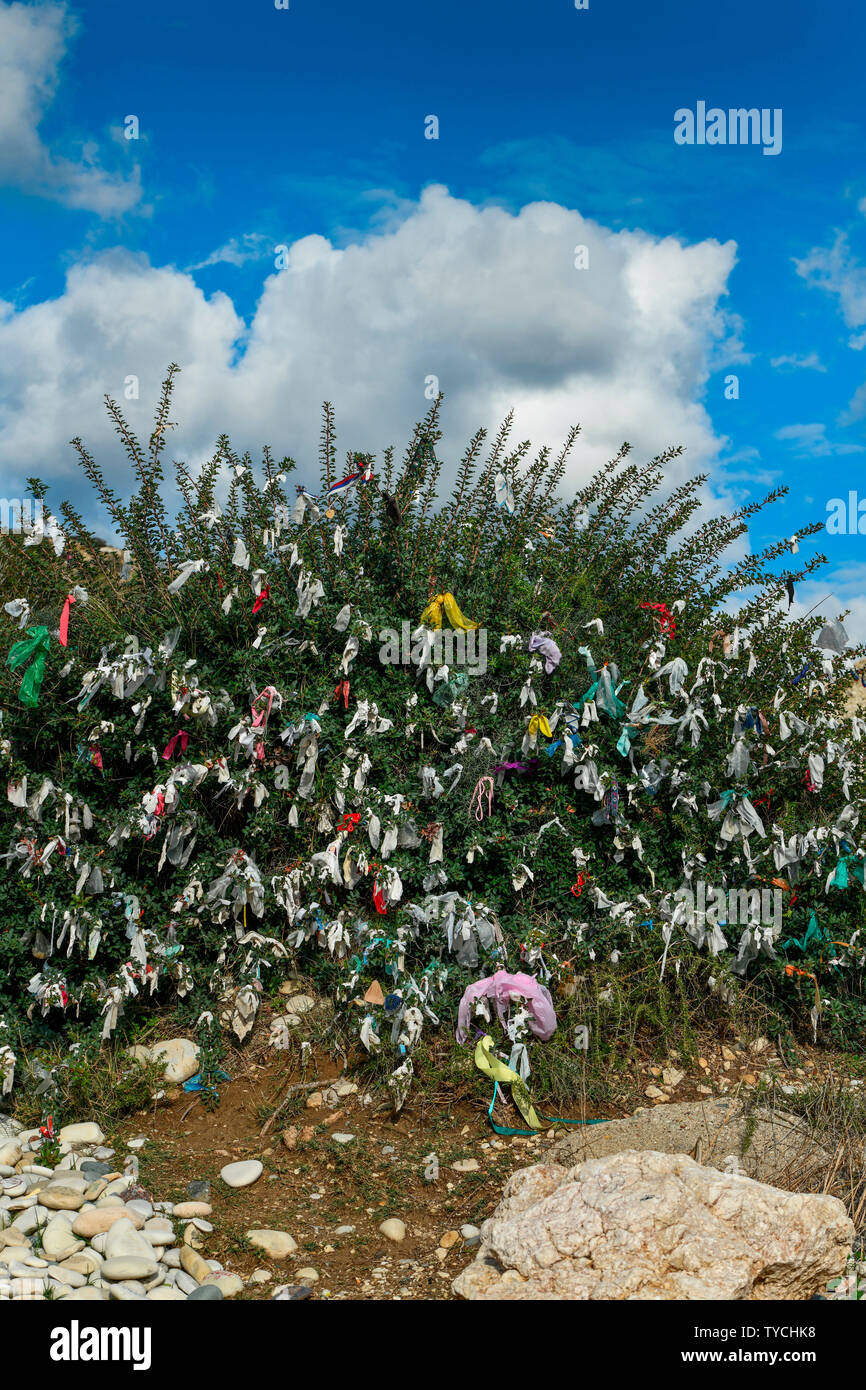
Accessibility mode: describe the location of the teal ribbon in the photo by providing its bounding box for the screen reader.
[830,851,865,890]
[486,1079,610,1138]
[433,672,469,706]
[573,679,599,710]
[780,911,831,953]
[574,677,626,720]
[617,725,639,756]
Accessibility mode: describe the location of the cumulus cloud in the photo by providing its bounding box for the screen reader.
[0,186,743,520]
[0,0,141,214]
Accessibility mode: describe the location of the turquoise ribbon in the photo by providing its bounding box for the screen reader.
[617,725,639,756]
[830,851,865,890]
[780,911,831,953]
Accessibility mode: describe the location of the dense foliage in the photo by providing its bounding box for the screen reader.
[2,366,865,1105]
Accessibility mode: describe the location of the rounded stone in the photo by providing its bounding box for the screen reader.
[103,1219,155,1263]
[58,1123,105,1147]
[60,1251,103,1276]
[11,1206,44,1235]
[203,1272,244,1296]
[48,1265,87,1288]
[173,1202,212,1218]
[220,1160,263,1189]
[108,1283,147,1301]
[41,1219,85,1260]
[284,993,316,1016]
[180,1246,211,1283]
[143,1217,174,1235]
[379,1218,407,1243]
[125,1200,153,1221]
[80,1160,111,1179]
[73,1207,145,1238]
[101,1256,159,1282]
[41,1187,86,1211]
[188,1282,224,1300]
[245,1229,298,1260]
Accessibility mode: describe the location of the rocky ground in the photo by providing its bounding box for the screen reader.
[2,1021,864,1302]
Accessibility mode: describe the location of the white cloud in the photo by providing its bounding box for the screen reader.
[774,422,865,456]
[0,0,141,214]
[188,234,270,271]
[793,564,866,646]
[0,186,743,520]
[794,233,866,337]
[769,351,826,372]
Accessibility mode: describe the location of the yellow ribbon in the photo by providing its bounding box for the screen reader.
[473,1034,544,1130]
[418,592,480,631]
[528,713,553,739]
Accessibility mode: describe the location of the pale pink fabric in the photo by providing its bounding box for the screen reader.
[456,970,557,1043]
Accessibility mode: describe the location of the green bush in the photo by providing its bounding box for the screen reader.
[1,366,865,1108]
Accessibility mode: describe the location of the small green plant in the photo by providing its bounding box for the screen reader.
[11,1041,166,1133]
[35,1114,61,1168]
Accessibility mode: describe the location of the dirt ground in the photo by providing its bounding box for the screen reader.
[129,1046,546,1300]
[118,1021,854,1301]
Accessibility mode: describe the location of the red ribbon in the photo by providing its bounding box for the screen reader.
[752,788,775,808]
[336,812,361,833]
[373,882,388,914]
[640,601,676,638]
[252,585,270,615]
[162,730,188,761]
[334,680,350,709]
[59,593,75,647]
[571,873,586,896]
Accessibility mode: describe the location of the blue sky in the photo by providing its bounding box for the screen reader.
[3,0,866,628]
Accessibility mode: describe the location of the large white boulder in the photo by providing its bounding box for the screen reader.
[453,1150,853,1301]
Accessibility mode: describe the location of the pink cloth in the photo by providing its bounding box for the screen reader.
[456,970,557,1044]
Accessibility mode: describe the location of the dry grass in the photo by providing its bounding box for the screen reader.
[746,1073,866,1242]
